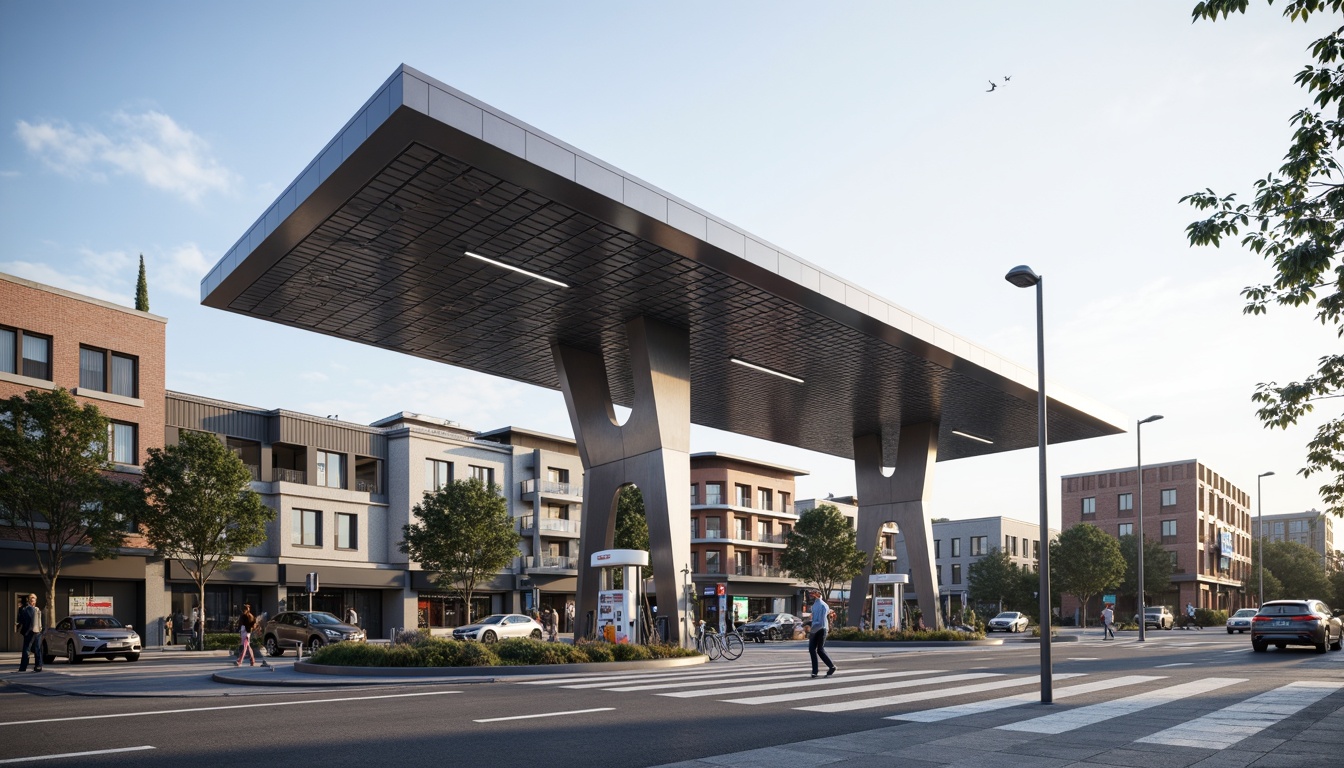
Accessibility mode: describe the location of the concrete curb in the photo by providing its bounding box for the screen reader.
[289,653,707,678]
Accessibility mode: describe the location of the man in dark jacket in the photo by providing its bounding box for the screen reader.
[15,593,42,672]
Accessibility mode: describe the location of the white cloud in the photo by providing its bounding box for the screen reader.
[15,111,237,202]
[1,243,215,306]
[0,259,127,305]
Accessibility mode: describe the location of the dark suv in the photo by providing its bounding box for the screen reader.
[740,613,799,642]
[1251,599,1343,654]
[262,611,365,656]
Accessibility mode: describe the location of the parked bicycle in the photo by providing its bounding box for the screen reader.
[696,620,744,661]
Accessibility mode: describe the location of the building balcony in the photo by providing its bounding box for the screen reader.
[355,479,381,494]
[692,503,798,520]
[520,516,582,537]
[273,468,306,484]
[734,564,787,579]
[880,548,897,560]
[521,479,583,502]
[524,555,577,573]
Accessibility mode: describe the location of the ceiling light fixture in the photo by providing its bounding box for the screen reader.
[730,357,804,384]
[464,251,569,288]
[951,429,993,445]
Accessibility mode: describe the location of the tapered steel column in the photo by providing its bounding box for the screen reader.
[553,317,691,646]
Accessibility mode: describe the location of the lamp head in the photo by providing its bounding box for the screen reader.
[1139,414,1163,425]
[1259,471,1275,478]
[1005,265,1041,288]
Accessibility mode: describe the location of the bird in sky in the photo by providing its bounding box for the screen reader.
[986,80,998,92]
[1004,76,1012,82]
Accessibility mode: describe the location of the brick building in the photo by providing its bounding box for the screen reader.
[1061,459,1252,622]
[1253,510,1343,573]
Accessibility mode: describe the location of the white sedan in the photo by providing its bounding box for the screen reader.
[451,614,544,642]
[986,611,1029,633]
[1226,608,1257,634]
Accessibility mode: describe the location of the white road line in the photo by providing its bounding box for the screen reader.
[1066,658,1099,661]
[728,672,1000,707]
[604,668,881,692]
[558,665,806,690]
[0,691,459,727]
[659,670,944,698]
[474,707,614,723]
[1137,681,1344,750]
[1155,663,1193,668]
[794,674,1086,713]
[0,746,155,764]
[519,662,798,686]
[997,677,1246,734]
[888,675,1162,722]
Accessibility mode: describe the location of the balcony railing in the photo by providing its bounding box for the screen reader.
[520,516,582,534]
[521,479,582,496]
[244,464,261,482]
[273,468,306,484]
[526,555,576,569]
[735,564,786,578]
[704,529,723,540]
[757,532,788,544]
[355,479,380,494]
[880,548,897,559]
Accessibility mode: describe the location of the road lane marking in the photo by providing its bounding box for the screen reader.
[474,707,614,723]
[0,746,155,763]
[792,674,1086,713]
[605,668,882,692]
[0,691,459,726]
[520,662,798,687]
[727,672,1002,706]
[997,677,1246,734]
[1137,681,1344,750]
[659,670,944,698]
[888,675,1163,722]
[1066,658,1099,661]
[1155,663,1193,667]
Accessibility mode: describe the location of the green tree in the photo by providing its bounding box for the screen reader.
[1261,539,1332,600]
[0,388,136,627]
[781,504,866,608]
[1328,568,1344,608]
[140,430,272,649]
[968,548,1033,614]
[1051,524,1125,629]
[135,254,149,312]
[1184,0,1344,516]
[614,484,649,552]
[1249,543,1289,601]
[400,477,521,625]
[1117,534,1176,605]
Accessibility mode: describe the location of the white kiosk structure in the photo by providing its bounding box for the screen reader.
[868,573,909,631]
[591,549,649,644]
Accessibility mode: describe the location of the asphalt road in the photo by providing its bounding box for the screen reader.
[0,630,1340,767]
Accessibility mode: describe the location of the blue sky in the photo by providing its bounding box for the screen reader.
[0,2,1335,525]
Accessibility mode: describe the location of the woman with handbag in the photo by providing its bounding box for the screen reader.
[236,604,258,667]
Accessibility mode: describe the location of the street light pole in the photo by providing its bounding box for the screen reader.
[1135,414,1163,644]
[1256,471,1274,607]
[1005,264,1052,704]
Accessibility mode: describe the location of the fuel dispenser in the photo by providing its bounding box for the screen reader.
[590,549,649,644]
[868,573,908,630]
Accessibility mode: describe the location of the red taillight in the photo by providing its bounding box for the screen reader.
[1253,614,1316,622]
[1252,616,1268,623]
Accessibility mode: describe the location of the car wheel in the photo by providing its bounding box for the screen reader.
[1315,637,1328,654]
[1330,634,1342,651]
[66,641,82,664]
[265,636,284,657]
[1164,622,1173,630]
[125,653,140,662]
[1227,628,1234,634]
[1252,639,1267,652]
[306,637,324,655]
[482,630,497,643]
[40,643,55,665]
[530,629,543,640]
[767,628,780,641]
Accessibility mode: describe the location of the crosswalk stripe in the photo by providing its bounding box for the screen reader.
[996,677,1246,734]
[518,662,799,687]
[602,668,883,692]
[887,675,1163,722]
[1136,680,1344,749]
[658,669,945,698]
[728,672,1002,707]
[792,674,1086,713]
[562,665,830,691]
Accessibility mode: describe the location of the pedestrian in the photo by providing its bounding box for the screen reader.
[549,607,560,642]
[1101,603,1115,640]
[236,603,257,667]
[565,601,575,633]
[806,589,836,679]
[165,615,174,645]
[1185,602,1200,630]
[345,606,359,627]
[15,593,42,672]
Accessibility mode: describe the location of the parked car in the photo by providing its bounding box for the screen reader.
[41,614,142,664]
[262,611,365,656]
[1251,599,1343,654]
[1226,608,1257,634]
[1133,606,1175,630]
[451,613,544,643]
[741,613,799,642]
[986,611,1029,633]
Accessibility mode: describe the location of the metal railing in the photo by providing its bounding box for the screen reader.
[525,555,576,569]
[521,479,582,496]
[880,548,897,558]
[520,516,582,534]
[756,531,788,544]
[735,564,786,578]
[244,464,261,481]
[273,468,306,484]
[355,479,380,493]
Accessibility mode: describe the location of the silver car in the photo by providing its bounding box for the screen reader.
[987,611,1029,633]
[1226,608,1257,634]
[451,614,544,642]
[262,611,365,656]
[42,614,142,663]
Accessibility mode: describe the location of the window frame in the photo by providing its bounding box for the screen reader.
[1081,497,1096,515]
[293,509,322,548]
[20,331,51,381]
[335,512,358,551]
[1161,489,1177,507]
[1118,493,1133,512]
[1118,522,1134,538]
[108,421,137,465]
[425,459,453,491]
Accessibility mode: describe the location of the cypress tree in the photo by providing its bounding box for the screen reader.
[135,254,149,311]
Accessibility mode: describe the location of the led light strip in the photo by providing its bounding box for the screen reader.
[730,357,803,384]
[464,251,568,288]
[952,429,993,445]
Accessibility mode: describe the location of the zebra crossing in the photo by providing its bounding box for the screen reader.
[519,661,1344,751]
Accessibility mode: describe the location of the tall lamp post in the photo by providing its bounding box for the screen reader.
[1005,264,1053,704]
[1135,414,1163,643]
[1257,471,1274,606]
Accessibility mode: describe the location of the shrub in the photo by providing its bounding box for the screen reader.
[610,643,653,661]
[306,636,703,667]
[308,641,387,667]
[646,643,699,659]
[203,633,239,651]
[494,638,592,665]
[1194,608,1228,627]
[395,628,427,645]
[575,640,614,663]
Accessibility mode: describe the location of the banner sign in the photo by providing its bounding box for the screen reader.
[71,596,113,615]
[875,597,895,630]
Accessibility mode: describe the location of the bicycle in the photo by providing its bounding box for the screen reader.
[696,621,744,661]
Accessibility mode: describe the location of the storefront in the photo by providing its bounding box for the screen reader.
[0,550,150,652]
[411,570,512,629]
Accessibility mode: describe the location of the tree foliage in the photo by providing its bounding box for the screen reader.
[1185,0,1344,515]
[1258,539,1333,600]
[1117,534,1176,602]
[967,548,1035,613]
[1051,524,1125,628]
[140,430,273,647]
[780,504,866,602]
[135,254,149,312]
[400,477,521,625]
[0,388,136,626]
[614,484,649,552]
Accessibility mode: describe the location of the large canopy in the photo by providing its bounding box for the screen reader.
[202,65,1124,461]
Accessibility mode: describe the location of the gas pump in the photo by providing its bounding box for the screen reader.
[590,549,649,644]
[869,573,909,630]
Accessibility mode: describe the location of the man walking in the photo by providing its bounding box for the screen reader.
[1101,603,1115,640]
[807,589,836,679]
[15,594,42,672]
[1185,602,1200,630]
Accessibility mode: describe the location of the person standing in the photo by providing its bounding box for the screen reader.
[15,594,42,672]
[1101,603,1115,640]
[236,604,257,667]
[164,615,174,646]
[345,606,359,627]
[549,607,560,642]
[807,589,836,679]
[565,601,575,633]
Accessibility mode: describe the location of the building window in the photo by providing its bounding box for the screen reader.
[705,483,724,505]
[735,484,751,507]
[335,513,358,550]
[293,509,321,547]
[936,565,942,585]
[1118,493,1133,512]
[691,551,698,573]
[951,564,962,584]
[971,536,988,556]
[469,465,494,485]
[21,332,51,381]
[1161,489,1177,507]
[934,539,941,558]
[80,347,105,390]
[705,517,721,538]
[690,484,698,505]
[110,353,136,397]
[1081,497,1096,515]
[757,488,772,511]
[426,459,452,491]
[108,422,136,465]
[1032,540,1040,560]
[1010,536,1018,557]
[0,327,15,374]
[951,538,961,557]
[734,517,748,540]
[1161,519,1177,542]
[546,467,568,484]
[705,550,721,574]
[316,451,345,489]
[1119,523,1133,538]
[779,492,790,513]
[757,520,772,541]
[690,518,698,538]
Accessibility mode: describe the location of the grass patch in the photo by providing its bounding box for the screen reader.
[308,637,699,668]
[828,627,985,642]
